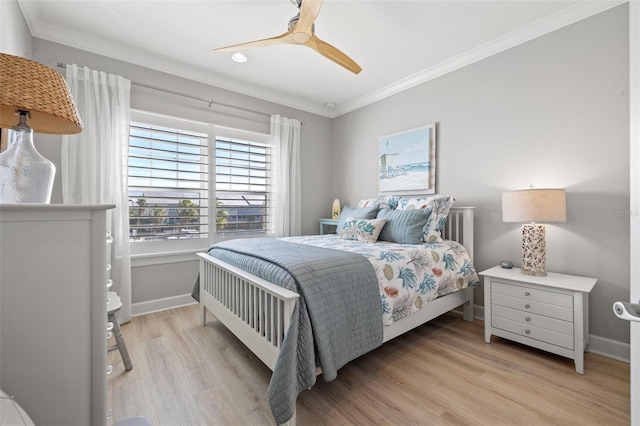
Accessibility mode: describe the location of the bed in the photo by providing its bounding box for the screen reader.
[196,200,479,425]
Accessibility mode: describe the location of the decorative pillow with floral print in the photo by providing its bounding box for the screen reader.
[394,195,455,242]
[336,205,379,231]
[338,217,387,243]
[357,196,399,210]
[396,197,430,210]
[421,195,455,243]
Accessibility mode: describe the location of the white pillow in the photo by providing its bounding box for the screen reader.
[338,217,387,243]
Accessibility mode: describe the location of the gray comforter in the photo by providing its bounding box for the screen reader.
[206,238,383,424]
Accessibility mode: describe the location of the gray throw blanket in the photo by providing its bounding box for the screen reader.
[207,238,383,424]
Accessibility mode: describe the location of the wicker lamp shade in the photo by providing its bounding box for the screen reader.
[0,53,82,134]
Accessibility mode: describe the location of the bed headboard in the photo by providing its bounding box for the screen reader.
[442,207,475,261]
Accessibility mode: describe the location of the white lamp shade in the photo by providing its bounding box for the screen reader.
[502,188,566,223]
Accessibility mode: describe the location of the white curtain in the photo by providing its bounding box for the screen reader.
[271,115,302,237]
[61,65,133,322]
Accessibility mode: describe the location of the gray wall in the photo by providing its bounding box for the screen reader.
[32,39,333,233]
[331,5,630,345]
[29,39,333,306]
[0,0,32,57]
[4,1,631,348]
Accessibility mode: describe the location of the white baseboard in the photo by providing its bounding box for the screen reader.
[588,334,630,363]
[131,298,631,363]
[132,293,197,317]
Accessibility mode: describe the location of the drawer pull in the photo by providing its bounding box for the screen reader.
[525,317,531,322]
[525,304,531,309]
[525,329,531,335]
[525,291,531,296]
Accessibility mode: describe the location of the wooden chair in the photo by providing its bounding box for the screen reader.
[107,291,132,371]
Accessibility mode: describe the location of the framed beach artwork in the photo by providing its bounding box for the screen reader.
[378,123,436,195]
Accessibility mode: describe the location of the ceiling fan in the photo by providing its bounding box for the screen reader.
[214,0,362,74]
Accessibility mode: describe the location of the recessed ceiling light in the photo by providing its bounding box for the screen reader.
[231,52,248,63]
[325,102,336,108]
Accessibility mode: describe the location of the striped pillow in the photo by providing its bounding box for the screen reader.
[376,208,431,244]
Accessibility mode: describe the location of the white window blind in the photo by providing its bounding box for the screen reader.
[128,122,208,242]
[215,137,271,237]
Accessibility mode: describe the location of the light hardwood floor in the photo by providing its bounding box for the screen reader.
[108,304,629,425]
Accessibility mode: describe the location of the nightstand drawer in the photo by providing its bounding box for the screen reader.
[492,293,574,321]
[492,281,573,308]
[492,304,574,336]
[492,316,574,350]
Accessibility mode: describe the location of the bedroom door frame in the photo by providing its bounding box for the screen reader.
[629,1,639,424]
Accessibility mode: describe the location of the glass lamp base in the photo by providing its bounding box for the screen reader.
[0,126,55,203]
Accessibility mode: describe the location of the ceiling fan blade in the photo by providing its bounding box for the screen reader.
[306,35,362,74]
[213,1,362,74]
[296,0,324,35]
[214,30,294,52]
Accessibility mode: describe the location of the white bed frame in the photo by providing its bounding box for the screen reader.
[197,207,475,421]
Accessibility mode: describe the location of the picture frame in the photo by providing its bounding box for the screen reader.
[378,123,437,195]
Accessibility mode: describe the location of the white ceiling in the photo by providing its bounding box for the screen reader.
[18,0,625,118]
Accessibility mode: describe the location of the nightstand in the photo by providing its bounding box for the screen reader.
[319,218,339,234]
[480,266,596,374]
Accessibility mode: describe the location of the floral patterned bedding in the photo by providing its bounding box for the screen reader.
[281,234,480,325]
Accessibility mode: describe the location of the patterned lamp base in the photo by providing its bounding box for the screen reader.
[521,223,547,276]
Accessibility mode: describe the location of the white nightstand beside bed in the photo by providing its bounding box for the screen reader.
[480,266,597,374]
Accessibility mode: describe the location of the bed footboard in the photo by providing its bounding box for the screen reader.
[197,206,476,425]
[198,252,299,371]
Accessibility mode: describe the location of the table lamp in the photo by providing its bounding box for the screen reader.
[502,188,566,276]
[0,53,82,203]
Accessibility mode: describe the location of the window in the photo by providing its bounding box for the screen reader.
[215,137,271,237]
[127,111,273,248]
[128,118,208,242]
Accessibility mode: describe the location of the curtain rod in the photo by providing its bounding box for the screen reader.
[56,62,271,119]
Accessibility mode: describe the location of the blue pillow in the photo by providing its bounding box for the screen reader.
[376,208,432,244]
[337,205,379,231]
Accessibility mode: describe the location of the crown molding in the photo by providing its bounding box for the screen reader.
[18,0,627,120]
[17,1,332,117]
[332,0,628,117]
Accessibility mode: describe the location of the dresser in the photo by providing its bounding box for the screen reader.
[0,204,114,425]
[480,266,596,374]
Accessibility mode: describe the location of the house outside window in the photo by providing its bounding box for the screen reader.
[215,137,271,237]
[128,121,208,242]
[127,110,272,255]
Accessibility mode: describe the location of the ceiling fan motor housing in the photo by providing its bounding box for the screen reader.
[288,15,315,43]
